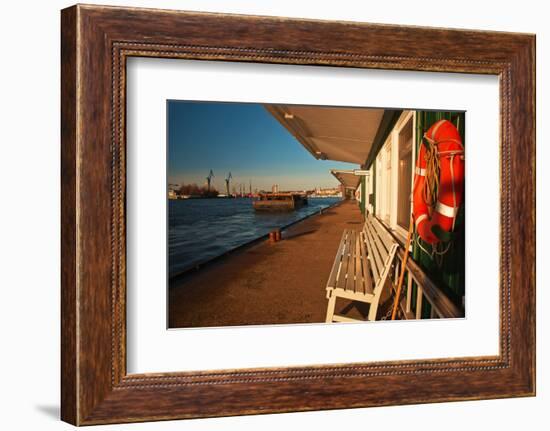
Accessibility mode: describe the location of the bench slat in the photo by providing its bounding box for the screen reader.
[359,233,373,294]
[364,226,380,281]
[326,229,348,289]
[373,243,398,295]
[366,218,389,266]
[370,215,394,254]
[336,231,352,290]
[342,230,354,289]
[354,231,363,294]
[371,219,391,267]
[368,243,398,320]
[346,230,357,292]
[329,287,374,302]
[332,314,364,323]
[364,220,383,279]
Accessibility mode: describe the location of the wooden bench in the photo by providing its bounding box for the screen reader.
[325,214,398,322]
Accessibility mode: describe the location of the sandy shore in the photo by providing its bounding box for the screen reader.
[168,200,365,328]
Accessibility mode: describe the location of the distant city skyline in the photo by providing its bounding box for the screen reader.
[168,101,358,192]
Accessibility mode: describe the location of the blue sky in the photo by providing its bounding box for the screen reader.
[167,101,358,192]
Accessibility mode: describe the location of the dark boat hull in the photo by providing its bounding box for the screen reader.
[253,200,305,211]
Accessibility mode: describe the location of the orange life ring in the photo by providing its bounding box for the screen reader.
[412,119,464,244]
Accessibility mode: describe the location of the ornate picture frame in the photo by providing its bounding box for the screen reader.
[61,4,535,425]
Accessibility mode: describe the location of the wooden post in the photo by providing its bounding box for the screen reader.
[406,276,413,313]
[415,287,423,319]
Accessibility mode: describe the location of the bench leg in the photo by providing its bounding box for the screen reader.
[367,297,379,321]
[326,293,337,323]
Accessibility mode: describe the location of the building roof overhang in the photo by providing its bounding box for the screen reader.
[265,104,386,165]
[330,169,361,190]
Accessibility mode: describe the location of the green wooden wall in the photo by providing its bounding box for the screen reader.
[359,175,366,215]
[366,111,466,316]
[412,111,466,316]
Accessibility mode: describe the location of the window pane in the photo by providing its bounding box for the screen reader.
[397,117,413,229]
[384,142,392,223]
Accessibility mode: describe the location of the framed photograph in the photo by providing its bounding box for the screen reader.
[61,4,535,425]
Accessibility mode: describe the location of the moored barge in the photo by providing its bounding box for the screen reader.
[253,193,308,212]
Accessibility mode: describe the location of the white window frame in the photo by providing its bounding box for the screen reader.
[383,137,392,224]
[366,166,374,214]
[392,110,416,239]
[376,136,393,224]
[375,154,382,219]
[372,110,416,242]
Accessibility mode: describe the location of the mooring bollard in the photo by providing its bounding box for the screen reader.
[269,229,282,242]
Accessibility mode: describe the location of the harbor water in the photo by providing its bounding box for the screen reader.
[169,197,341,277]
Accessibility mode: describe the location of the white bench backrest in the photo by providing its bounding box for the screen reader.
[362,214,398,295]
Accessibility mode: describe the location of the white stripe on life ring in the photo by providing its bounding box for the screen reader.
[415,213,428,229]
[415,167,426,176]
[431,119,447,141]
[435,201,458,219]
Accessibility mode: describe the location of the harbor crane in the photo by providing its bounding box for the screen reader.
[206,170,214,192]
[225,172,232,197]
